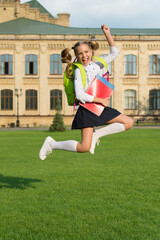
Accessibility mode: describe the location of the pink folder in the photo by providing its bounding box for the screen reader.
[80,74,114,116]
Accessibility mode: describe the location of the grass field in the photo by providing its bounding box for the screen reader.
[0,128,160,240]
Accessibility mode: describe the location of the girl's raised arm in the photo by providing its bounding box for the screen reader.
[101,25,116,47]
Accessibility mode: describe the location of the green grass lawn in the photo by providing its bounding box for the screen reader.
[0,128,160,240]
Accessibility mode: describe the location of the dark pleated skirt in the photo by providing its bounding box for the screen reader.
[72,106,121,129]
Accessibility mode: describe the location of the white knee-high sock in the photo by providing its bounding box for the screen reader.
[49,139,78,152]
[94,123,125,139]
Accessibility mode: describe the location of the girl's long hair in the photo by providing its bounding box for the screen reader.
[61,48,73,78]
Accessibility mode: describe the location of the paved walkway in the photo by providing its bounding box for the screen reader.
[0,125,160,131]
[0,127,49,131]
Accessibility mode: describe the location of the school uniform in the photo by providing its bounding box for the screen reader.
[72,46,121,130]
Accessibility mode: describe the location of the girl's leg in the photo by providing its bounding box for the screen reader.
[77,127,93,153]
[107,114,134,130]
[39,127,93,160]
[90,114,134,154]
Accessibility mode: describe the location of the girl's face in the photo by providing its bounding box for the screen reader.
[75,44,92,66]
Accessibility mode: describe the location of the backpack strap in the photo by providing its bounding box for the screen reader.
[92,56,108,71]
[71,63,87,111]
[72,62,86,88]
[92,56,109,81]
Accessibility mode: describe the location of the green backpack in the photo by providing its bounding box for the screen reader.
[63,56,108,106]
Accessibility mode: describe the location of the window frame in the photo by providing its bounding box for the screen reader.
[124,89,137,110]
[1,89,13,110]
[50,54,62,75]
[25,54,38,75]
[124,54,137,75]
[149,89,160,110]
[0,54,13,75]
[25,89,38,110]
[50,89,62,110]
[149,55,160,75]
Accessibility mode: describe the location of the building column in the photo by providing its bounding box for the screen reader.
[39,44,48,116]
[138,44,148,115]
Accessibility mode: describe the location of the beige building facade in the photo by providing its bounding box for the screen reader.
[0,0,160,127]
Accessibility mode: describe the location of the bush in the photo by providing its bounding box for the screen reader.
[49,102,66,132]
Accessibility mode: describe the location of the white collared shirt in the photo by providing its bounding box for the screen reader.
[74,46,119,103]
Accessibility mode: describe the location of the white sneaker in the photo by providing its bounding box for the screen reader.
[90,134,100,155]
[39,136,54,160]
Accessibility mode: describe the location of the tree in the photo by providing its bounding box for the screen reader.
[49,101,66,132]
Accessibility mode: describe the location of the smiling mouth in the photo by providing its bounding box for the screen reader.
[82,58,89,64]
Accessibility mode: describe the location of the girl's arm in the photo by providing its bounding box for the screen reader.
[101,25,116,47]
[96,25,119,67]
[92,25,117,107]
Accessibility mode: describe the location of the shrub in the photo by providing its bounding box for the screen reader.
[49,102,66,132]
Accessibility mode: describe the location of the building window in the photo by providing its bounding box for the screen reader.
[50,89,62,110]
[124,54,137,75]
[124,90,136,109]
[50,54,62,74]
[149,55,160,75]
[1,89,13,110]
[0,54,13,75]
[25,54,38,75]
[149,89,160,110]
[100,54,112,75]
[26,89,37,110]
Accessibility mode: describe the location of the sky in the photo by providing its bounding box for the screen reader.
[20,0,160,29]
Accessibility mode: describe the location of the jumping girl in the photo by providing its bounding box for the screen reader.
[39,25,134,160]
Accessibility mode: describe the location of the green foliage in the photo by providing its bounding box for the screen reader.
[49,101,66,132]
[0,129,160,240]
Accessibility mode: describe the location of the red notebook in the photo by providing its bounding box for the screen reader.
[80,74,114,116]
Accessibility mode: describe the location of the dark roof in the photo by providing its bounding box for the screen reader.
[24,0,54,19]
[0,17,160,36]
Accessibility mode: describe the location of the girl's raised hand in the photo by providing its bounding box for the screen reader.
[101,24,115,46]
[101,25,111,35]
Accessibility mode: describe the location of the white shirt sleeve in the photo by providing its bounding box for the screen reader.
[96,46,119,68]
[105,46,119,64]
[74,68,94,103]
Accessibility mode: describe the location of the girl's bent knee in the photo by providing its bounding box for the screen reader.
[77,143,91,153]
[126,117,134,130]
[77,148,90,153]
